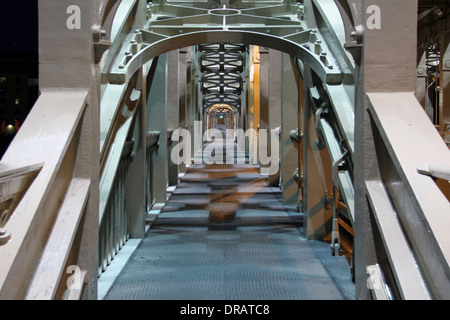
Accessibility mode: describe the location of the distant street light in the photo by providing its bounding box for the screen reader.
[5,124,15,135]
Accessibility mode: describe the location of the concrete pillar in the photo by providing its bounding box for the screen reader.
[281,53,299,205]
[146,54,167,204]
[167,50,179,186]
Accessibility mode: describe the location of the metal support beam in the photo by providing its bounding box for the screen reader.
[146,55,168,204]
[281,53,300,205]
[126,67,146,238]
[268,49,282,187]
[167,50,180,186]
[259,47,269,174]
[178,48,188,173]
[302,66,334,240]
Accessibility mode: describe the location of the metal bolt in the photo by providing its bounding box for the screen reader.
[130,40,138,54]
[92,24,106,42]
[125,51,133,63]
[351,25,364,44]
[309,30,317,42]
[134,30,143,43]
[314,40,322,54]
[297,6,304,20]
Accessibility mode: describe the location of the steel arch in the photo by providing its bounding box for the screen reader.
[106,2,344,86]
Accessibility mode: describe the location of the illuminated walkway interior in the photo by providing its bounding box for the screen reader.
[102,131,355,300]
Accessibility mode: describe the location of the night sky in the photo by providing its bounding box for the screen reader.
[0,1,39,156]
[0,0,38,53]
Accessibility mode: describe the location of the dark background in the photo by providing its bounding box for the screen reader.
[0,1,38,53]
[0,0,39,157]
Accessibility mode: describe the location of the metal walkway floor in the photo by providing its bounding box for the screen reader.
[103,134,355,300]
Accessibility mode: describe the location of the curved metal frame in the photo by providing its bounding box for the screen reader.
[106,3,343,86]
[2,0,447,301]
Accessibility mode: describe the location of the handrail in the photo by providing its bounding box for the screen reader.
[98,138,134,275]
[98,69,141,278]
[99,88,140,223]
[98,86,139,273]
[417,163,450,181]
[25,178,91,300]
[366,181,431,299]
[367,91,450,299]
[0,89,88,299]
[96,0,153,278]
[0,164,43,232]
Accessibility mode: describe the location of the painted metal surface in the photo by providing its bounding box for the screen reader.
[367,91,450,299]
[107,1,344,86]
[0,0,448,300]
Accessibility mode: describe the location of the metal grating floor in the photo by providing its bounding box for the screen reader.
[103,137,355,300]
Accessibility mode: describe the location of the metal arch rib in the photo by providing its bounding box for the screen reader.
[107,2,343,86]
[108,29,342,85]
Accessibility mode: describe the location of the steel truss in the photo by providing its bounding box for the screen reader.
[199,43,245,111]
